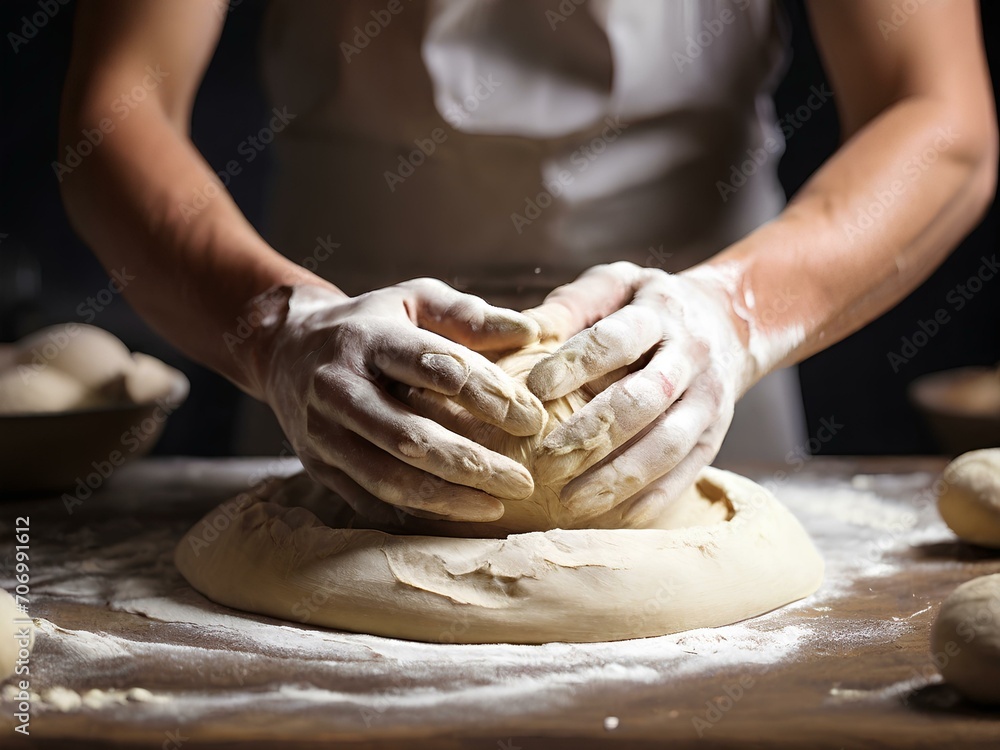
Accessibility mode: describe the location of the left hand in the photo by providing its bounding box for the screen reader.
[522,261,756,526]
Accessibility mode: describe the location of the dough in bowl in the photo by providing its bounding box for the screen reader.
[0,323,182,414]
[0,367,93,413]
[14,324,134,400]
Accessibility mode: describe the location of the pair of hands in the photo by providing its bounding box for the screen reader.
[242,262,754,526]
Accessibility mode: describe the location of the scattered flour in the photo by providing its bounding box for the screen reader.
[0,459,957,730]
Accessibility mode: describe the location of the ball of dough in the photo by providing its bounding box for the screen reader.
[0,588,33,680]
[401,343,628,534]
[13,324,134,401]
[0,366,95,414]
[124,352,179,404]
[931,573,1000,705]
[938,449,1000,549]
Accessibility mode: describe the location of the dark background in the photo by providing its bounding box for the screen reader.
[0,0,997,457]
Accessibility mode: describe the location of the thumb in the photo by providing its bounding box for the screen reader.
[402,278,540,351]
[522,261,644,342]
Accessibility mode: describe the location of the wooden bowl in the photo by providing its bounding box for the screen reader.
[909,366,1000,456]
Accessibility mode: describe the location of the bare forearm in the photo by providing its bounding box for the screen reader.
[59,101,339,393]
[690,95,997,389]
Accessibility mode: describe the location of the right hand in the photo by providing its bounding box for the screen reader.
[237,280,546,523]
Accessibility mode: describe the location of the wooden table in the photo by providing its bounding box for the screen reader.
[0,456,998,749]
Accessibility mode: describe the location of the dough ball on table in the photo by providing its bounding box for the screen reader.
[0,367,94,414]
[938,449,1000,548]
[931,574,1000,705]
[0,589,32,680]
[13,324,135,403]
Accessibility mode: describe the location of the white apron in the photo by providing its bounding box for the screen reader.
[236,0,807,462]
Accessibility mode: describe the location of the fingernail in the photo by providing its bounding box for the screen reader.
[419,491,505,523]
[528,357,570,400]
[465,370,546,436]
[420,353,469,394]
[462,498,506,523]
[492,311,540,340]
[493,462,534,500]
[504,389,546,436]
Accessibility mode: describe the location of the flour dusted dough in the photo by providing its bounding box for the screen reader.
[931,574,1000,705]
[176,468,821,643]
[938,449,1000,549]
[176,347,822,643]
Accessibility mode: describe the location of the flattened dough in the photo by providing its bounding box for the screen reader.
[176,467,823,643]
[176,343,823,643]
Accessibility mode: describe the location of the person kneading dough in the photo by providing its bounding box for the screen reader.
[59,4,995,534]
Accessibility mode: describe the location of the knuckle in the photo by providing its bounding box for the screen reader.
[304,404,335,445]
[712,388,731,414]
[701,380,725,412]
[587,317,626,354]
[605,455,648,497]
[574,339,608,372]
[327,318,369,354]
[657,425,688,462]
[442,296,485,328]
[310,365,355,409]
[628,302,662,328]
[604,260,641,276]
[401,276,449,297]
[649,368,678,403]
[690,336,711,364]
[614,374,662,414]
[396,424,436,462]
[653,290,672,308]
[455,448,490,480]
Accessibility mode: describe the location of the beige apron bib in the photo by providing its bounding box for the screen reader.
[236,0,807,461]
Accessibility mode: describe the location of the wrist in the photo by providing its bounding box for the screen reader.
[230,282,346,400]
[678,263,761,396]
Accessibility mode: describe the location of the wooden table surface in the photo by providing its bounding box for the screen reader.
[0,456,998,749]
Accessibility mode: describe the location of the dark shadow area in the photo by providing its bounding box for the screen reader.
[905,682,1000,717]
[908,540,1000,562]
